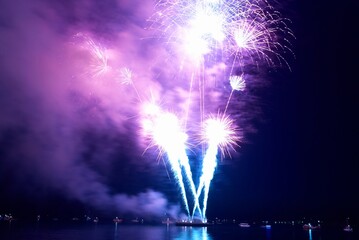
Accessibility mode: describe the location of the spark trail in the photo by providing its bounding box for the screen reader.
[178,149,203,219]
[141,104,199,218]
[200,143,218,220]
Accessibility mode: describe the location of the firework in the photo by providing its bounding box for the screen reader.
[141,106,190,215]
[223,74,246,113]
[141,0,293,220]
[141,103,201,218]
[191,114,240,220]
[151,0,293,68]
[74,33,111,78]
[230,75,246,91]
[118,67,133,85]
[202,114,240,155]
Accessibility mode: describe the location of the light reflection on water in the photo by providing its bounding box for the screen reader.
[113,225,212,240]
[173,227,212,240]
[308,229,313,240]
[265,228,272,240]
[114,225,168,240]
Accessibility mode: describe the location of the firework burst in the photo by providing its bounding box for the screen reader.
[202,114,241,157]
[150,0,293,68]
[74,33,111,78]
[230,74,246,91]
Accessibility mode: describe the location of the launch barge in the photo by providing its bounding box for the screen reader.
[175,221,213,227]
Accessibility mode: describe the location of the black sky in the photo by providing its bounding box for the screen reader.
[205,0,358,221]
[0,0,358,222]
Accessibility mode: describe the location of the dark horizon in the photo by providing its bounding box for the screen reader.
[0,0,357,226]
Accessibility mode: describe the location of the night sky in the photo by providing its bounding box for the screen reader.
[0,0,357,223]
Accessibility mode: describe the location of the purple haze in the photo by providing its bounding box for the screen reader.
[0,0,264,218]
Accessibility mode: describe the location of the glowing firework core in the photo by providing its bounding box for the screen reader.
[189,5,225,43]
[154,113,187,150]
[205,117,233,145]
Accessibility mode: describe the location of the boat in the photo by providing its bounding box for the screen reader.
[113,217,123,224]
[344,225,353,232]
[239,223,251,227]
[2,214,14,222]
[176,220,213,227]
[303,223,320,230]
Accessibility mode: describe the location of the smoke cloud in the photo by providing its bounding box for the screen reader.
[0,0,266,218]
[0,0,183,218]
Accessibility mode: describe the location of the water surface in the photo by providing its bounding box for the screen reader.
[0,223,356,240]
